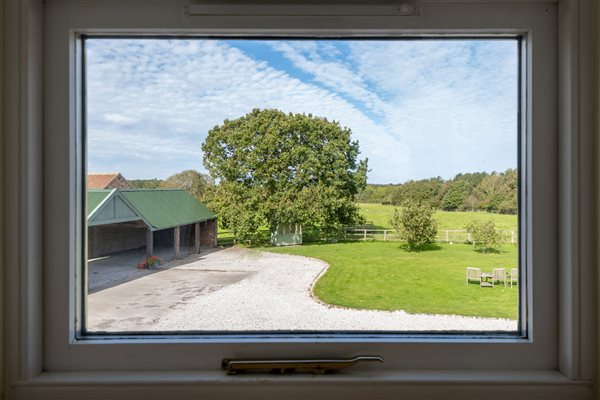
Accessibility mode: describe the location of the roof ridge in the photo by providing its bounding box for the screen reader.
[117,188,185,192]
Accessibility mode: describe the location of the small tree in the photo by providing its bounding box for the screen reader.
[390,203,438,251]
[465,219,501,252]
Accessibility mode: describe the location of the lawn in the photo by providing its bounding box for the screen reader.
[359,203,518,231]
[263,241,518,320]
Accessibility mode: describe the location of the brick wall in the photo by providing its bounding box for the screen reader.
[200,219,218,247]
[88,223,146,258]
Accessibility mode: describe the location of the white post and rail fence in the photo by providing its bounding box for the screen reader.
[217,227,518,245]
[342,228,518,244]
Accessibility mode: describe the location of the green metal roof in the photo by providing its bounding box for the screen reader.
[88,190,112,216]
[87,189,216,230]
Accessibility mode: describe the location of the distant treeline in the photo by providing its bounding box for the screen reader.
[130,168,517,215]
[358,169,517,214]
[129,170,213,200]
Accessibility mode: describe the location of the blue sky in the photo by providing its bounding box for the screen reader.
[86,38,518,184]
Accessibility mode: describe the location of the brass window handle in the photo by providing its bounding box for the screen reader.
[222,355,384,375]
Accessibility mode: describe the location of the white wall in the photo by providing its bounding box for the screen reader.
[1,0,5,397]
[597,4,600,398]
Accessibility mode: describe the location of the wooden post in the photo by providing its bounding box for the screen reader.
[146,229,153,258]
[384,230,387,241]
[363,229,367,241]
[445,230,449,242]
[88,227,94,259]
[213,219,218,247]
[174,226,181,259]
[195,222,201,254]
[511,231,515,244]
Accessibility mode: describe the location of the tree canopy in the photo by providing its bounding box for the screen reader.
[391,177,445,208]
[202,108,368,241]
[160,169,213,200]
[129,178,162,189]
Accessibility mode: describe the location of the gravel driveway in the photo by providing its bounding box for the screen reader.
[88,247,517,332]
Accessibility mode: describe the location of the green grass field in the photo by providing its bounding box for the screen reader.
[218,204,518,244]
[359,203,518,231]
[263,241,518,320]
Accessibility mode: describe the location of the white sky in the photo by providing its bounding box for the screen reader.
[86,39,518,184]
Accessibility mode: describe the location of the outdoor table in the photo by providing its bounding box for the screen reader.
[480,272,494,287]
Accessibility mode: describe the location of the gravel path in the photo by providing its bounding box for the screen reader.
[145,247,517,332]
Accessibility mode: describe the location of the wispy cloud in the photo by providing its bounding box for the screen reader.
[103,113,137,124]
[86,38,517,183]
[347,40,518,177]
[266,41,388,116]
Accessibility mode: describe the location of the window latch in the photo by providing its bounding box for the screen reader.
[222,355,384,375]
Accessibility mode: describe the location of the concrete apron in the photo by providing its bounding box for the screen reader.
[87,250,253,332]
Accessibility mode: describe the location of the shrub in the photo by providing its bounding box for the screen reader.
[390,203,438,251]
[465,219,501,252]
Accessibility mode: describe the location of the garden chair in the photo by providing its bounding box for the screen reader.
[510,268,518,287]
[492,268,507,287]
[466,267,481,286]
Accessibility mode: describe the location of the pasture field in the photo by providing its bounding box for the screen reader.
[263,241,518,320]
[218,205,519,244]
[358,203,518,231]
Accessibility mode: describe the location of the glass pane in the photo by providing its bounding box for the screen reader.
[84,38,520,333]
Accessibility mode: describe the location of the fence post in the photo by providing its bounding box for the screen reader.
[363,229,367,241]
[344,227,347,240]
[384,230,387,241]
[511,231,515,244]
[445,230,449,242]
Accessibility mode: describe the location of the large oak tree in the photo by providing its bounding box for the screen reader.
[202,109,368,241]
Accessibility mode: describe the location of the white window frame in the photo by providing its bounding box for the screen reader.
[3,0,597,399]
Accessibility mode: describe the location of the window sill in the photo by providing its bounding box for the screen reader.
[7,370,595,400]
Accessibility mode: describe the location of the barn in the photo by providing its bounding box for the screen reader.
[87,188,217,259]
